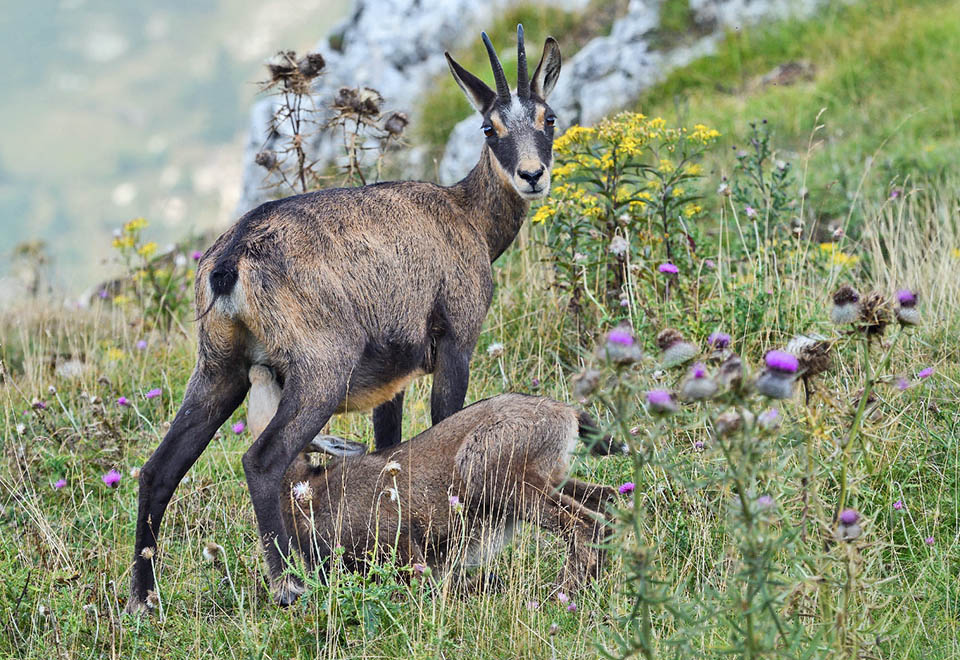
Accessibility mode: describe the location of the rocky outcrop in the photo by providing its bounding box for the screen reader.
[438,0,829,183]
[238,0,589,213]
[239,0,829,209]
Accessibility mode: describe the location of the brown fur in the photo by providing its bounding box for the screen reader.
[126,29,562,613]
[274,391,616,594]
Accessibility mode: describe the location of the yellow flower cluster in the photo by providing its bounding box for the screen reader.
[106,347,125,361]
[124,217,148,233]
[137,242,158,258]
[951,248,960,259]
[689,124,721,144]
[819,242,858,266]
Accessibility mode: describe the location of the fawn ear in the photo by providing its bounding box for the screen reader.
[446,53,497,113]
[531,37,561,100]
[305,434,368,457]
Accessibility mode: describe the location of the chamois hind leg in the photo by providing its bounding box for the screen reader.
[373,390,405,450]
[241,361,353,606]
[127,362,249,613]
[518,483,606,595]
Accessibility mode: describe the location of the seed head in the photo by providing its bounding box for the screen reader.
[297,52,325,79]
[786,334,832,377]
[657,328,698,368]
[383,111,409,137]
[382,461,402,477]
[202,541,223,561]
[714,410,742,437]
[857,291,892,336]
[609,235,629,257]
[291,481,314,503]
[254,150,279,171]
[487,342,505,358]
[140,546,156,560]
[831,285,861,325]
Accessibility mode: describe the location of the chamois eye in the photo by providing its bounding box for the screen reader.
[545,115,556,128]
[482,125,495,138]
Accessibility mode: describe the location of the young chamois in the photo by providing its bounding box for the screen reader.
[127,27,563,612]
[243,367,616,594]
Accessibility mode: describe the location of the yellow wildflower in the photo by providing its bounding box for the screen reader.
[951,248,960,259]
[112,235,135,249]
[113,295,132,306]
[106,348,125,362]
[532,205,554,224]
[671,186,685,198]
[684,204,702,217]
[685,163,702,176]
[819,242,837,254]
[831,252,858,266]
[689,124,720,143]
[137,242,158,258]
[124,217,148,233]
[658,159,675,173]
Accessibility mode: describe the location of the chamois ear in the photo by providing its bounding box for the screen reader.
[446,52,497,113]
[531,37,561,100]
[305,435,368,457]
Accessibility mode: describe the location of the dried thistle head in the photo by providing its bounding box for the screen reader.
[786,334,833,378]
[297,52,326,79]
[255,149,279,171]
[717,353,744,390]
[383,111,409,137]
[857,291,892,336]
[657,328,698,368]
[334,86,383,118]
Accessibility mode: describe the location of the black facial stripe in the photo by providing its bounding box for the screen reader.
[491,136,518,176]
[535,132,553,169]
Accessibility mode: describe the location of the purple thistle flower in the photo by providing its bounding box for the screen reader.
[135,339,148,350]
[917,367,933,379]
[531,377,540,388]
[658,262,679,274]
[745,206,758,219]
[192,250,203,260]
[99,289,109,299]
[567,603,577,613]
[117,396,130,407]
[896,377,910,391]
[448,495,460,507]
[691,363,706,379]
[53,478,66,490]
[619,298,629,307]
[693,440,705,450]
[765,350,799,373]
[618,482,635,495]
[102,469,121,488]
[703,259,716,269]
[527,600,540,611]
[708,332,731,349]
[232,421,245,434]
[893,500,904,511]
[145,388,162,399]
[839,508,859,525]
[607,329,634,346]
[897,289,917,305]
[925,536,935,545]
[755,495,775,511]
[889,188,901,199]
[557,592,569,604]
[646,389,677,414]
[32,399,47,410]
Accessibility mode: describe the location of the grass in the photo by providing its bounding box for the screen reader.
[2,1,960,657]
[635,0,960,222]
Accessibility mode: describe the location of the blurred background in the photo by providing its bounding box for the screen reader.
[0,0,349,293]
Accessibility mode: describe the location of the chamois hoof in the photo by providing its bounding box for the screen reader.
[123,589,160,616]
[271,575,305,607]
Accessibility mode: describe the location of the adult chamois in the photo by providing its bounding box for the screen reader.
[127,26,562,612]
[241,367,616,595]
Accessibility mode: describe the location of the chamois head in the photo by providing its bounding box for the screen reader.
[446,25,562,201]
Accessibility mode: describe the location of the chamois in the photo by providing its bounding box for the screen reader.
[240,367,616,594]
[127,26,562,612]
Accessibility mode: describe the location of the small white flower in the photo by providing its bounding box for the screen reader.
[38,603,50,617]
[487,342,504,358]
[15,424,25,434]
[384,487,399,502]
[129,466,141,479]
[291,481,313,503]
[573,252,587,262]
[717,181,730,196]
[47,385,57,395]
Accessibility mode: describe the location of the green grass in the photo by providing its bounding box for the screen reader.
[636,0,960,219]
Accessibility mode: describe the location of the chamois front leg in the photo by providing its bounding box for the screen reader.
[373,390,405,450]
[430,339,472,425]
[241,364,351,606]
